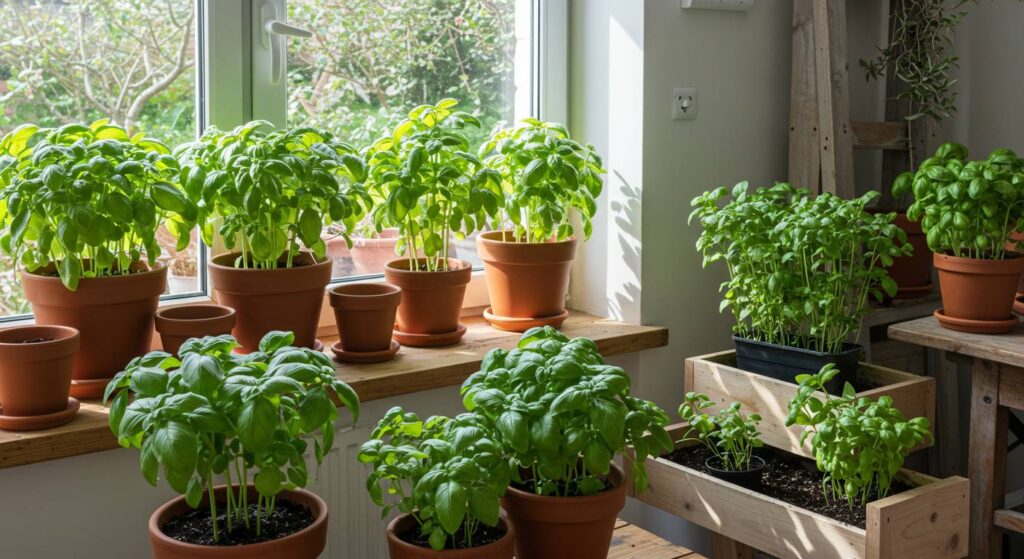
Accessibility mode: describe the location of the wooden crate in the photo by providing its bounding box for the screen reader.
[630,424,969,559]
[684,351,935,458]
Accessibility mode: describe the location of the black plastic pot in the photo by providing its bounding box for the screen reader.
[705,455,765,490]
[732,335,861,394]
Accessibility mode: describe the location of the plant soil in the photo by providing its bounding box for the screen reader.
[510,476,612,497]
[17,337,54,344]
[397,522,507,550]
[161,499,314,546]
[665,445,911,529]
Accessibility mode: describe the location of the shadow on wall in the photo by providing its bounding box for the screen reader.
[610,170,642,321]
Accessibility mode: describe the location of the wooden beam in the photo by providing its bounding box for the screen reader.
[852,121,909,151]
[788,0,820,191]
[812,0,855,198]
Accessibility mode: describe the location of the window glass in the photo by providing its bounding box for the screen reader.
[286,0,528,278]
[0,0,199,317]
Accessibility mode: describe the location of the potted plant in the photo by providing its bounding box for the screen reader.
[154,304,236,355]
[897,143,1024,333]
[0,120,197,397]
[476,119,605,332]
[460,326,672,559]
[0,324,80,431]
[177,121,370,352]
[689,183,910,389]
[358,407,515,558]
[327,282,401,363]
[104,330,360,559]
[364,99,500,347]
[677,393,764,489]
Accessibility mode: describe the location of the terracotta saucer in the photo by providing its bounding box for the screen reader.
[482,308,570,333]
[330,340,400,364]
[70,377,114,399]
[1015,294,1024,316]
[392,323,467,348]
[934,308,1019,335]
[892,282,934,300]
[0,398,80,431]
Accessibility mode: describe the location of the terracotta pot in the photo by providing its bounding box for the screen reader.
[477,231,576,330]
[155,305,237,355]
[0,325,79,417]
[384,258,471,336]
[208,252,331,353]
[328,282,401,352]
[501,463,626,559]
[149,486,327,559]
[1010,231,1024,295]
[933,252,1024,325]
[352,229,400,275]
[21,261,167,398]
[385,514,515,559]
[888,213,933,298]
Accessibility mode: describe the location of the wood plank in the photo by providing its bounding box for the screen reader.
[998,364,1024,410]
[812,0,855,198]
[609,522,702,559]
[967,359,1007,559]
[0,311,668,470]
[889,316,1024,370]
[993,508,1024,535]
[852,121,909,151]
[788,0,820,191]
[865,476,969,559]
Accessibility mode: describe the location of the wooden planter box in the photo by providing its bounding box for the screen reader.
[685,350,936,457]
[630,424,969,559]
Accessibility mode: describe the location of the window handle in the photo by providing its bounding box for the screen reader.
[259,2,311,85]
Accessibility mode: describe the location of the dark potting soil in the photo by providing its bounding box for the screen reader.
[510,476,612,497]
[664,445,912,529]
[18,337,54,344]
[398,522,507,550]
[161,499,313,546]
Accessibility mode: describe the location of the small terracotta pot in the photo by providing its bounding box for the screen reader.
[328,282,401,353]
[0,325,79,417]
[888,213,933,298]
[385,514,515,559]
[352,229,400,275]
[934,252,1024,327]
[21,261,167,398]
[501,464,626,559]
[149,486,327,559]
[209,252,331,353]
[384,258,471,337]
[477,231,576,331]
[155,305,237,355]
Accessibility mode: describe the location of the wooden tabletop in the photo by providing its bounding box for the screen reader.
[609,519,705,558]
[888,316,1024,369]
[0,311,668,470]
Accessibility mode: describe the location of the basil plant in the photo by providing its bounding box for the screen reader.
[895,142,1024,260]
[176,121,370,269]
[786,364,931,505]
[104,331,359,543]
[480,119,605,243]
[677,393,763,472]
[0,120,197,290]
[363,99,503,272]
[690,183,911,355]
[461,326,672,496]
[358,408,511,551]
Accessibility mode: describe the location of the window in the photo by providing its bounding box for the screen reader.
[0,0,555,320]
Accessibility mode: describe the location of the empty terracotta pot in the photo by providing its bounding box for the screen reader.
[328,283,401,352]
[149,486,327,559]
[501,464,626,559]
[384,258,471,336]
[352,228,401,275]
[934,252,1024,330]
[155,304,237,355]
[0,325,79,417]
[477,231,576,330]
[888,213,933,298]
[209,252,331,353]
[21,261,166,398]
[386,514,515,559]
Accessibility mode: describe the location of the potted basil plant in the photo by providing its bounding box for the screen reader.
[477,119,605,332]
[0,120,197,398]
[897,143,1024,333]
[689,183,910,390]
[176,121,370,352]
[104,330,359,559]
[461,326,672,559]
[677,393,764,489]
[359,407,515,559]
[364,99,501,346]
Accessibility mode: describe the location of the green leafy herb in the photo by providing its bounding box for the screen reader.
[677,393,762,472]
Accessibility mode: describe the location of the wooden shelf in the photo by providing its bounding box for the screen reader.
[0,311,668,470]
[609,519,704,558]
[888,316,1024,369]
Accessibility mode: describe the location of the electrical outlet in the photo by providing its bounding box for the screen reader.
[672,87,697,120]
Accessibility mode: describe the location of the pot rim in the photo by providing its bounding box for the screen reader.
[478,230,577,247]
[934,251,1024,274]
[503,463,625,504]
[155,304,236,323]
[385,513,514,556]
[384,258,472,275]
[148,485,327,553]
[704,454,766,474]
[0,325,80,360]
[328,282,401,298]
[21,260,166,283]
[209,251,330,273]
[732,334,862,358]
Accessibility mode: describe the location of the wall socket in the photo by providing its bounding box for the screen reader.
[672,87,697,120]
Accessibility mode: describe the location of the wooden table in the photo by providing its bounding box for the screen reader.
[889,316,1024,559]
[609,519,705,559]
[0,311,668,470]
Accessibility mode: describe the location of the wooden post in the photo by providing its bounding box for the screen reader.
[811,0,855,198]
[788,0,819,192]
[967,358,1007,558]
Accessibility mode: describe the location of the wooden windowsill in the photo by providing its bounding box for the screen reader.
[0,311,668,470]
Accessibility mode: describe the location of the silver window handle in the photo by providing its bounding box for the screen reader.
[259,2,311,85]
